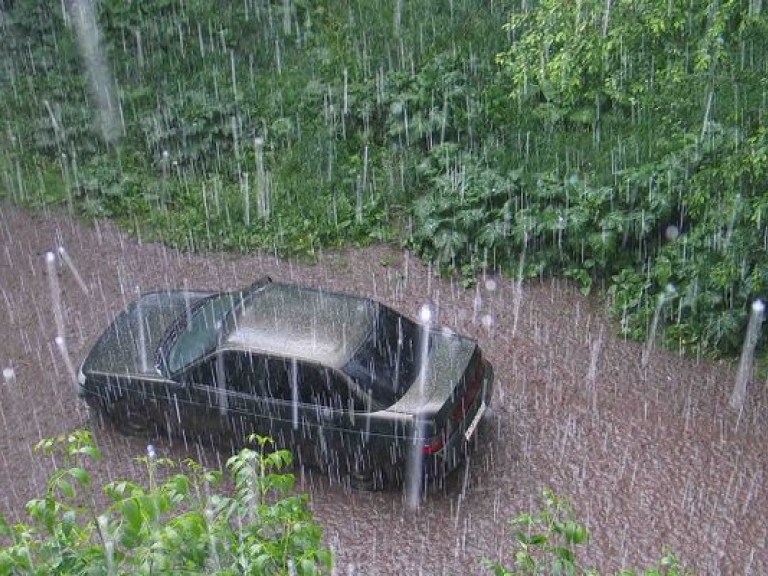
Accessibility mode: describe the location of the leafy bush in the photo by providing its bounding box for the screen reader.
[1,0,766,361]
[488,488,692,576]
[495,0,752,127]
[407,145,521,282]
[0,430,331,575]
[610,125,768,357]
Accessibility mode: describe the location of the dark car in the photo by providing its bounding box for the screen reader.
[78,277,493,489]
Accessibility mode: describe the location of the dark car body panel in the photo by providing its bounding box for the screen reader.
[79,280,494,485]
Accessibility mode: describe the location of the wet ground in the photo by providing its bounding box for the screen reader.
[0,203,766,574]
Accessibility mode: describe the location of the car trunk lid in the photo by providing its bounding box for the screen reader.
[385,329,491,456]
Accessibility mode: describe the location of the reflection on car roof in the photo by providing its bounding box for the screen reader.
[225,283,375,368]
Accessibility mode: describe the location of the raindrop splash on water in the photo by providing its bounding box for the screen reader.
[642,283,676,368]
[586,325,605,413]
[730,299,765,415]
[405,302,433,510]
[511,243,526,338]
[54,336,78,393]
[57,246,89,296]
[45,251,65,340]
[2,367,15,385]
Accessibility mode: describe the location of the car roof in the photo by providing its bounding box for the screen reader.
[224,282,376,368]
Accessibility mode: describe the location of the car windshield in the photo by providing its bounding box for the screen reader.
[165,292,245,373]
[341,305,422,407]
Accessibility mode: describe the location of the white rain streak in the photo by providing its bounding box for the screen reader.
[68,0,122,144]
[730,299,765,415]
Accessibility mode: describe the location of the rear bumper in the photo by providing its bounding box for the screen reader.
[424,360,494,479]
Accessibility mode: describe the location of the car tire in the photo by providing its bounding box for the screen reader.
[348,465,380,491]
[108,397,161,438]
[348,450,394,491]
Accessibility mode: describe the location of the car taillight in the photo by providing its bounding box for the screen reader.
[451,355,484,423]
[422,435,445,456]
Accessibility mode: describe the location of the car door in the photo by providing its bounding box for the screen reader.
[221,354,301,448]
[227,356,354,466]
[173,350,231,440]
[223,352,284,441]
[293,362,370,474]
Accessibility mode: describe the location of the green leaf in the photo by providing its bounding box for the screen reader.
[120,498,142,534]
[563,520,589,545]
[0,515,11,538]
[68,466,91,486]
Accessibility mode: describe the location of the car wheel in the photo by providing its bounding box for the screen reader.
[348,452,392,491]
[108,397,160,438]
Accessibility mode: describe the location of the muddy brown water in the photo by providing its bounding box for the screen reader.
[0,204,765,574]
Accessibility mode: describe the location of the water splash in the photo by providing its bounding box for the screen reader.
[2,367,15,385]
[511,244,526,338]
[57,246,89,296]
[55,336,78,394]
[730,299,765,414]
[45,251,65,340]
[641,283,676,368]
[586,325,605,412]
[405,302,433,510]
[68,0,121,144]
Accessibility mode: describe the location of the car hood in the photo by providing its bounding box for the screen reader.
[82,290,215,377]
[386,329,476,415]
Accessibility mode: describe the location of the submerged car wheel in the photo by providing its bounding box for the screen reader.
[348,451,394,491]
[108,397,160,438]
[349,465,385,491]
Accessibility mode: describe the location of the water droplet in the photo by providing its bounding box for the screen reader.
[665,225,679,241]
[419,303,432,324]
[2,367,15,383]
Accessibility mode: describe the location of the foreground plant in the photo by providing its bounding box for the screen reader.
[488,488,692,576]
[0,430,331,575]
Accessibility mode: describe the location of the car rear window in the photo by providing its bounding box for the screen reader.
[341,304,422,407]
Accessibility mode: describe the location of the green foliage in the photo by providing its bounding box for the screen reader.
[496,0,755,127]
[0,430,331,575]
[1,0,767,359]
[492,0,768,358]
[488,488,693,576]
[609,125,768,356]
[407,145,521,283]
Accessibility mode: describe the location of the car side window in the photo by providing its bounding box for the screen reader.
[262,357,293,401]
[298,364,362,411]
[235,356,366,411]
[226,352,268,396]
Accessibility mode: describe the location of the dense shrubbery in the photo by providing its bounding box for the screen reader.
[0,430,331,575]
[0,0,766,359]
